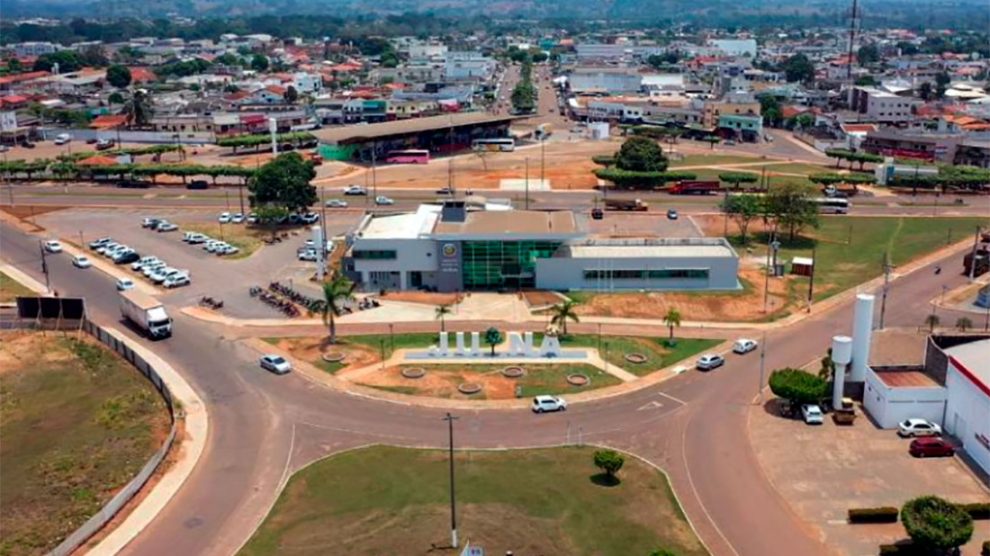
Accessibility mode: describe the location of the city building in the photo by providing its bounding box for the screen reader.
[849,86,921,124]
[343,201,740,292]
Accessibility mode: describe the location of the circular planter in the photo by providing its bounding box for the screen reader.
[502,366,526,378]
[457,382,483,395]
[401,367,426,379]
[566,374,590,387]
[624,353,648,364]
[322,351,346,363]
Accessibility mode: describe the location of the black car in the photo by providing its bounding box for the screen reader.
[187,180,209,190]
[118,179,150,189]
[591,208,604,220]
[113,251,141,265]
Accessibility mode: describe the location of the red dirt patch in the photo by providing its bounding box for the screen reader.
[381,291,464,305]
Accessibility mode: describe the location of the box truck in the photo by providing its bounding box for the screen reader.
[120,290,172,339]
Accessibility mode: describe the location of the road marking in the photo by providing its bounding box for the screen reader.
[681,412,742,556]
[637,400,664,411]
[658,391,688,405]
[827,519,846,525]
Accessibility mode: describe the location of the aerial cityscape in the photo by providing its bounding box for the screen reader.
[1,2,989,555]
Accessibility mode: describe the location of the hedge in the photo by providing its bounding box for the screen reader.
[809,173,876,185]
[878,541,918,555]
[958,502,990,520]
[848,507,899,524]
[982,539,989,556]
[217,131,316,149]
[591,155,616,166]
[594,168,697,189]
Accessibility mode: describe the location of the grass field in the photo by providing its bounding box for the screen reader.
[239,446,708,556]
[741,216,989,301]
[178,222,264,259]
[536,333,722,376]
[0,271,34,302]
[0,332,169,555]
[670,154,764,167]
[376,362,621,398]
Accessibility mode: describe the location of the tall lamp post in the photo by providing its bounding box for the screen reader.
[442,412,460,548]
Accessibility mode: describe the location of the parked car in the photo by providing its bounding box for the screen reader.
[72,255,92,268]
[113,250,140,265]
[231,213,245,224]
[325,199,348,208]
[898,419,942,438]
[297,249,318,261]
[375,195,395,206]
[97,241,119,255]
[163,273,191,288]
[89,237,112,249]
[156,222,178,232]
[54,133,72,145]
[260,354,292,375]
[732,338,758,354]
[142,217,162,229]
[95,138,115,151]
[143,262,167,277]
[132,256,160,271]
[343,185,367,196]
[531,395,567,413]
[801,404,824,425]
[218,212,232,224]
[184,232,208,244]
[666,209,679,220]
[436,186,455,195]
[696,354,725,371]
[216,244,239,256]
[104,244,128,258]
[43,240,63,253]
[187,179,209,190]
[116,277,135,291]
[909,437,955,458]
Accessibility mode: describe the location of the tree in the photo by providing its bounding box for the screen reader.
[108,91,125,105]
[782,53,815,83]
[483,327,502,357]
[106,64,132,88]
[593,449,625,481]
[719,172,759,191]
[924,314,940,332]
[856,44,880,66]
[248,152,318,213]
[34,50,84,73]
[818,348,835,381]
[123,89,153,128]
[765,182,819,241]
[662,308,681,340]
[7,58,23,73]
[722,193,763,243]
[825,148,852,169]
[768,368,829,406]
[934,72,951,98]
[918,82,934,101]
[955,317,973,331]
[321,275,356,344]
[615,136,668,172]
[854,75,877,86]
[435,304,452,332]
[283,85,299,104]
[254,204,288,240]
[759,95,782,127]
[251,53,269,72]
[901,496,973,553]
[549,299,580,336]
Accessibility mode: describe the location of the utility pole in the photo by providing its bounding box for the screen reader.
[879,251,893,329]
[371,142,377,202]
[762,231,772,313]
[968,225,982,282]
[524,157,530,210]
[442,413,460,548]
[758,332,767,404]
[807,244,816,312]
[39,240,51,293]
[540,132,546,188]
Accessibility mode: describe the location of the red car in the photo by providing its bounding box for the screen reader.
[909,437,955,458]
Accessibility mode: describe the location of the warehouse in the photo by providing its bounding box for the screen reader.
[343,201,740,292]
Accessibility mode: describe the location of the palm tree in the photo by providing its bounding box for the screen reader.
[123,89,153,129]
[663,308,682,340]
[924,314,940,333]
[549,299,580,336]
[321,275,356,344]
[955,317,973,331]
[435,304,452,332]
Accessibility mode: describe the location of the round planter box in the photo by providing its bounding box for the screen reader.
[624,353,648,364]
[566,374,590,387]
[401,367,426,379]
[502,366,526,378]
[322,351,346,363]
[457,382,483,395]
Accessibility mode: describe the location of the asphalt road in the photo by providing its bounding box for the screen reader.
[1,220,980,556]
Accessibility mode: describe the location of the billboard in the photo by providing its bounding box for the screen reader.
[0,111,17,132]
[15,297,86,320]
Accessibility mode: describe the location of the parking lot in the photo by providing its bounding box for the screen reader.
[36,207,365,318]
[748,398,990,554]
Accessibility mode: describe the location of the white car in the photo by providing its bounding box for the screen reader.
[116,277,135,291]
[43,240,63,253]
[375,195,394,206]
[96,241,119,254]
[143,262,166,277]
[149,267,179,284]
[163,273,190,288]
[72,255,92,268]
[532,395,567,413]
[88,237,112,250]
[204,240,226,253]
[733,338,758,354]
[260,354,292,375]
[801,404,824,425]
[53,133,72,145]
[184,232,209,244]
[898,419,942,438]
[343,185,367,196]
[304,239,333,252]
[231,213,245,224]
[141,217,162,229]
[156,222,178,232]
[216,244,239,256]
[132,256,160,270]
[325,199,348,208]
[696,354,725,371]
[218,212,231,224]
[297,249,318,261]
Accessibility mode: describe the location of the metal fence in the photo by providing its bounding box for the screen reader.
[45,319,178,556]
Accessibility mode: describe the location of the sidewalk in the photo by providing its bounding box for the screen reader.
[0,261,48,294]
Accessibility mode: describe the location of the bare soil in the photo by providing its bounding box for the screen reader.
[380,291,463,306]
[357,365,519,399]
[269,336,379,371]
[521,290,565,307]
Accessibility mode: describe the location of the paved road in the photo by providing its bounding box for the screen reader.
[1,220,978,555]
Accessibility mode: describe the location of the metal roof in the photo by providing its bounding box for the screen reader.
[312,113,520,145]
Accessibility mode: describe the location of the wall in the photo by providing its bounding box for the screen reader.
[863,367,947,429]
[945,360,990,474]
[534,254,740,291]
[40,127,214,145]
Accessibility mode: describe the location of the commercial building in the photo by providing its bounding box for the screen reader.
[343,201,740,292]
[849,86,921,124]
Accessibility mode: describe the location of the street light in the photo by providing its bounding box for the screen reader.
[442,412,460,548]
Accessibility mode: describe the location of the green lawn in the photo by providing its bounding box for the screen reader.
[239,446,708,556]
[741,216,989,301]
[0,333,169,555]
[0,271,34,302]
[343,332,440,359]
[670,154,765,167]
[537,334,722,376]
[762,162,833,175]
[386,362,621,398]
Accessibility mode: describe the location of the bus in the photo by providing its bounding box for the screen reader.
[385,149,430,164]
[813,197,851,214]
[472,138,516,152]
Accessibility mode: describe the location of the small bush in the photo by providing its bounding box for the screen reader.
[957,502,990,520]
[878,542,917,555]
[981,539,989,556]
[848,507,899,523]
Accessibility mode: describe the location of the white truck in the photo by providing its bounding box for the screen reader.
[120,290,172,339]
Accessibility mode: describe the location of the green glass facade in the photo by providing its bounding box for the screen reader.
[462,241,561,289]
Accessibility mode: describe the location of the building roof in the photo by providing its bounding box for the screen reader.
[77,155,119,166]
[312,113,520,145]
[946,338,990,397]
[433,209,578,239]
[359,205,440,239]
[874,369,939,388]
[561,239,735,259]
[89,114,127,129]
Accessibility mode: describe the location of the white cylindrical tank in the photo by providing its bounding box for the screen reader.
[831,335,853,409]
[850,293,875,382]
[589,122,610,140]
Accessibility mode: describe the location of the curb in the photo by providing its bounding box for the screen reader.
[0,261,49,294]
[85,327,209,556]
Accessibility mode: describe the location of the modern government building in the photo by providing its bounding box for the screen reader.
[342,199,740,292]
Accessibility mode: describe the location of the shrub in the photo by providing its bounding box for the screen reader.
[848,507,899,524]
[957,502,990,520]
[981,539,989,556]
[768,368,829,406]
[902,496,973,551]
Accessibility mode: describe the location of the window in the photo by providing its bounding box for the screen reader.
[353,250,397,260]
[583,269,709,280]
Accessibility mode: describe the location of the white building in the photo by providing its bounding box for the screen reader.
[943,339,990,475]
[708,39,758,58]
[291,72,322,94]
[850,87,921,124]
[11,41,57,57]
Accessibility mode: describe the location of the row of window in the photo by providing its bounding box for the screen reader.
[583,269,709,280]
[353,250,397,260]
